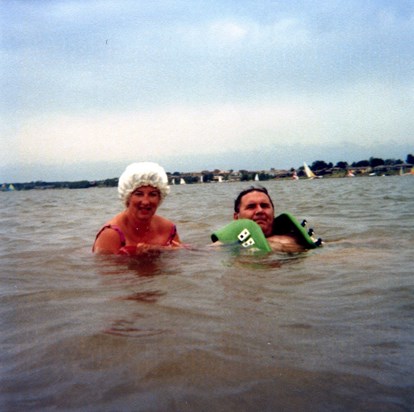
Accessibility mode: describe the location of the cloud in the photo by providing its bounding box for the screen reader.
[209,21,248,42]
[10,103,304,165]
[4,78,411,172]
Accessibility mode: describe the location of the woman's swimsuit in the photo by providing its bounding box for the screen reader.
[92,224,177,254]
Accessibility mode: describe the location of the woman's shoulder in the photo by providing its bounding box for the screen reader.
[153,215,176,230]
[153,215,179,245]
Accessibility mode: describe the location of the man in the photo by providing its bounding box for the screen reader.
[233,186,307,253]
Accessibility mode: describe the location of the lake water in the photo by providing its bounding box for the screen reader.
[1,176,413,411]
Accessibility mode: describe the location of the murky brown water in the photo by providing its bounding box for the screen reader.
[1,177,413,411]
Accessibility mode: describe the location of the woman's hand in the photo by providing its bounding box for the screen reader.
[135,242,162,256]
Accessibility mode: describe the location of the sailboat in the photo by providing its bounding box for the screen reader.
[303,162,320,179]
[2,183,16,191]
[254,173,259,182]
[180,178,186,185]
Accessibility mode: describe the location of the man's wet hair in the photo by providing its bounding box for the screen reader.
[234,185,274,213]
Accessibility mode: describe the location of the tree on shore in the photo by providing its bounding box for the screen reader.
[352,160,370,167]
[335,161,349,169]
[369,157,384,168]
[311,160,333,171]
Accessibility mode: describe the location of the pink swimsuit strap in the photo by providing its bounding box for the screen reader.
[166,225,177,245]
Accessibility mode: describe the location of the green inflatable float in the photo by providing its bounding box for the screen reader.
[211,212,323,253]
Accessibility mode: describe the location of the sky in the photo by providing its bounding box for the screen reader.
[1,0,413,182]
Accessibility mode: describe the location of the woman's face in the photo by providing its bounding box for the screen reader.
[127,185,161,219]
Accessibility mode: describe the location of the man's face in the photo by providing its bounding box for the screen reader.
[234,191,274,237]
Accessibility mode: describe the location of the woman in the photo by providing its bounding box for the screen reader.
[93,162,181,255]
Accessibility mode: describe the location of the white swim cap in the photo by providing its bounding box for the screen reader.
[118,162,170,206]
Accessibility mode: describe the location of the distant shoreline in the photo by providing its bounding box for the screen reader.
[2,161,413,192]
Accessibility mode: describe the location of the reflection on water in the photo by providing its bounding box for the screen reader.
[1,177,414,411]
[104,317,166,338]
[120,290,166,303]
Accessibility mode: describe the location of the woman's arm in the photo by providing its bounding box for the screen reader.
[93,228,123,254]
